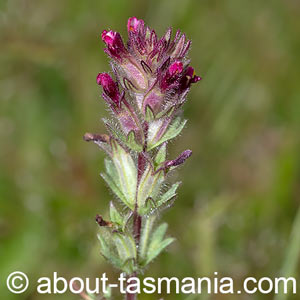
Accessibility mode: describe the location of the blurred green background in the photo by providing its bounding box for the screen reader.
[0,0,300,299]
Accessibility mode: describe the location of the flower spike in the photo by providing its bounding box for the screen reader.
[86,17,201,292]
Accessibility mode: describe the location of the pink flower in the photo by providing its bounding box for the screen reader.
[160,61,184,90]
[98,17,202,143]
[101,30,127,61]
[168,61,184,76]
[127,17,144,33]
[97,73,120,106]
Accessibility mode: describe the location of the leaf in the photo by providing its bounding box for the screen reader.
[156,105,175,119]
[113,233,137,273]
[145,105,155,121]
[103,118,127,144]
[146,237,174,265]
[145,223,174,264]
[105,158,118,179]
[146,118,168,149]
[139,215,156,265]
[148,117,187,150]
[103,159,133,206]
[110,140,137,210]
[154,143,167,167]
[122,211,133,231]
[156,182,181,208]
[126,130,143,151]
[159,117,187,145]
[109,201,124,227]
[151,223,168,242]
[104,119,142,152]
[113,233,136,260]
[97,232,122,269]
[136,165,164,215]
[101,172,128,205]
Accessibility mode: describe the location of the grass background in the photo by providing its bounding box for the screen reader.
[0,0,299,299]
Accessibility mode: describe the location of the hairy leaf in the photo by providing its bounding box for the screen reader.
[101,172,128,205]
[139,215,156,265]
[97,231,122,269]
[110,140,137,209]
[156,182,181,208]
[154,143,167,167]
[126,130,143,151]
[146,237,174,265]
[148,117,187,150]
[109,201,124,227]
[137,165,164,215]
[113,233,137,273]
[145,105,155,121]
[145,223,174,265]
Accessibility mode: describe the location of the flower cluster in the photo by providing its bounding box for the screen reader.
[85,17,201,292]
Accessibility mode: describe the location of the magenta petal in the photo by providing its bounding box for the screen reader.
[101,30,116,47]
[160,61,184,90]
[101,30,127,60]
[97,73,120,105]
[127,17,144,33]
[192,75,202,83]
[168,61,183,76]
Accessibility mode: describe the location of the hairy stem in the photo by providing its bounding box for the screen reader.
[125,151,145,300]
[125,291,136,300]
[125,271,137,300]
[126,117,148,299]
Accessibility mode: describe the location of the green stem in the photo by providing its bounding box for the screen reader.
[125,120,149,300]
[125,151,145,300]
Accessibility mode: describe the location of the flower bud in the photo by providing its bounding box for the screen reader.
[127,17,144,33]
[101,30,127,61]
[97,73,142,141]
[165,150,192,168]
[97,73,120,107]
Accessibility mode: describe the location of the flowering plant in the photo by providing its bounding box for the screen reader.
[84,17,201,299]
